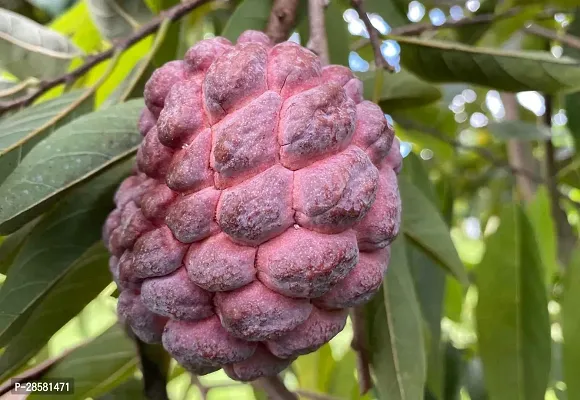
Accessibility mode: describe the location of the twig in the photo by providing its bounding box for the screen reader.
[351,7,528,50]
[307,0,330,65]
[0,0,213,116]
[254,376,298,400]
[351,0,393,71]
[266,0,300,43]
[350,307,372,395]
[524,23,580,50]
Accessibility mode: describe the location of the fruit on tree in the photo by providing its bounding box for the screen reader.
[103,30,402,382]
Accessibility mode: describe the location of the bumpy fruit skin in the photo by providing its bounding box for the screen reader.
[104,30,402,381]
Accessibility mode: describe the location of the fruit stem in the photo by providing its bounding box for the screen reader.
[255,376,298,400]
[351,306,372,395]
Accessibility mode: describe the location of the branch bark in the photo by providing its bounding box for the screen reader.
[524,23,580,50]
[266,0,300,43]
[307,0,329,65]
[502,93,539,202]
[0,0,214,116]
[351,0,393,71]
[543,89,576,266]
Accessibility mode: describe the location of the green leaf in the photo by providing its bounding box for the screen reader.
[390,104,456,160]
[475,203,551,400]
[455,0,497,45]
[365,236,426,400]
[86,0,153,41]
[365,0,408,28]
[222,0,272,42]
[487,121,551,141]
[399,175,468,286]
[326,351,357,398]
[49,1,103,53]
[0,161,131,348]
[325,1,350,66]
[97,379,146,400]
[0,8,82,80]
[0,99,143,235]
[407,244,445,399]
[30,324,138,400]
[294,343,335,392]
[0,242,111,380]
[562,245,580,400]
[511,0,578,7]
[401,153,446,398]
[0,218,39,275]
[0,77,29,101]
[393,35,580,94]
[564,9,580,146]
[104,60,155,106]
[359,69,442,111]
[0,90,93,186]
[526,186,559,284]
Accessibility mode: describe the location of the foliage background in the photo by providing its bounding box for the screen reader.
[0,0,579,399]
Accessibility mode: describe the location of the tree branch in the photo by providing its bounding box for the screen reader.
[350,7,567,51]
[266,0,300,43]
[307,0,330,65]
[0,0,214,116]
[524,23,580,50]
[350,306,372,395]
[351,0,393,71]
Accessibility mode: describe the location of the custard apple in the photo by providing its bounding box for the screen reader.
[103,30,402,382]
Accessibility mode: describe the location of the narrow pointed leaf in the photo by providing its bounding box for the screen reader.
[365,0,408,28]
[0,242,111,380]
[359,69,442,110]
[30,324,138,400]
[564,8,580,146]
[0,162,131,347]
[0,8,81,80]
[0,99,143,235]
[0,90,93,185]
[393,35,580,93]
[475,204,551,400]
[86,0,153,40]
[365,236,426,400]
[222,0,272,42]
[399,175,468,285]
[525,186,558,284]
[562,245,580,400]
[0,218,39,275]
